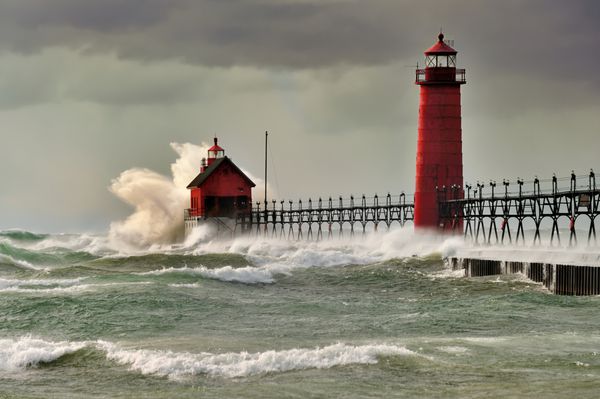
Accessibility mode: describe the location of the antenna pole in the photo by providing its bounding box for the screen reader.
[264,131,268,205]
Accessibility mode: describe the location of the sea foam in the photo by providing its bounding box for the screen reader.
[0,336,86,371]
[0,278,150,294]
[98,341,417,379]
[0,277,84,290]
[183,227,452,280]
[2,337,418,380]
[138,265,274,284]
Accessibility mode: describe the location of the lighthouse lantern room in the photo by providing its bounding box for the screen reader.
[207,138,225,164]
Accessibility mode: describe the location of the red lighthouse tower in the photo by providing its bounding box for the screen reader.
[414,32,466,230]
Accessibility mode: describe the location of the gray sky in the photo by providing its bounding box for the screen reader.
[1,0,599,233]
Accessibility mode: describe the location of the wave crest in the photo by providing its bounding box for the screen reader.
[139,265,273,284]
[99,341,416,379]
[0,278,150,294]
[0,336,87,371]
[0,230,48,242]
[2,337,421,379]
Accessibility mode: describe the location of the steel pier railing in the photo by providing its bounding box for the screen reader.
[438,170,598,246]
[235,194,414,240]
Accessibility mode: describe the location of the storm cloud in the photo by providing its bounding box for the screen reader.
[0,1,598,73]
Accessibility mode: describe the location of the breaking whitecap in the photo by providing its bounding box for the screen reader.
[1,337,422,380]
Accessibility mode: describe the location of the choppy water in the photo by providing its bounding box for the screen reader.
[1,228,600,398]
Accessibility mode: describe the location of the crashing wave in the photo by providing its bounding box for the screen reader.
[99,341,417,379]
[138,265,274,284]
[1,336,420,379]
[0,336,87,371]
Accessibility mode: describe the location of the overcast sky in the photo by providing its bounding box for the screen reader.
[1,0,599,233]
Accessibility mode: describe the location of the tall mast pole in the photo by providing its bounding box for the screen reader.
[264,131,268,206]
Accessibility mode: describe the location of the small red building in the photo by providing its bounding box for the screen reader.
[186,138,255,218]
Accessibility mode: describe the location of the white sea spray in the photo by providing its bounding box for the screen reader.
[192,227,448,268]
[107,142,274,250]
[98,341,419,379]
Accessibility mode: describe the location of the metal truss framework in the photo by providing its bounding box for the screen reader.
[235,194,414,240]
[232,171,598,246]
[438,171,599,246]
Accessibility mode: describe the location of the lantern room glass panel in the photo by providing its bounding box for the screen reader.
[209,149,224,158]
[426,55,436,67]
[425,54,456,68]
[448,55,456,67]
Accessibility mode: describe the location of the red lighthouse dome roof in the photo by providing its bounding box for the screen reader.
[424,33,457,55]
[208,137,224,153]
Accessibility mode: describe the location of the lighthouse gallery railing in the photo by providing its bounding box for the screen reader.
[415,68,466,84]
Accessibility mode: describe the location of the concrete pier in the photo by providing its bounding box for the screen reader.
[449,257,600,296]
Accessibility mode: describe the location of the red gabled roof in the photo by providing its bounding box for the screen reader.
[186,156,256,189]
[424,33,457,55]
